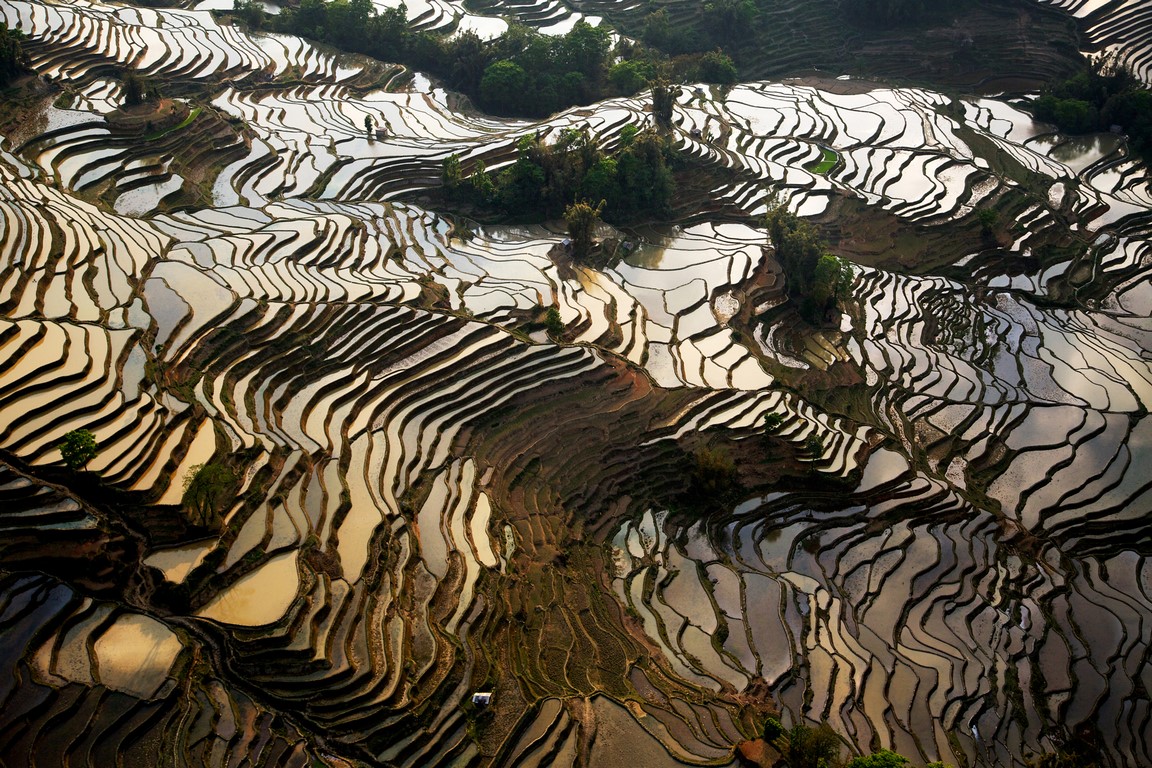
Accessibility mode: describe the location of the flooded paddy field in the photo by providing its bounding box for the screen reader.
[1,0,1152,766]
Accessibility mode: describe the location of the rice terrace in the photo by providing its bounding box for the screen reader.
[1,0,1152,765]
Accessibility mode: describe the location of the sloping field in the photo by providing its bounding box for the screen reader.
[1,0,1152,767]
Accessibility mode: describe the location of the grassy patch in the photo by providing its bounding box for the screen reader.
[806,146,838,174]
[146,106,201,141]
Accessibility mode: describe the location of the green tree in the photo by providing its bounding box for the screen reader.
[442,153,463,192]
[616,130,675,215]
[564,199,606,264]
[608,59,654,96]
[845,749,911,768]
[580,156,620,207]
[182,462,237,525]
[59,429,99,470]
[544,306,565,337]
[696,50,738,84]
[480,60,530,114]
[702,0,756,41]
[445,30,490,93]
[469,159,496,204]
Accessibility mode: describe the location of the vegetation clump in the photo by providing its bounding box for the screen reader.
[59,429,99,470]
[267,0,737,118]
[183,462,238,525]
[765,202,854,324]
[564,199,606,265]
[443,126,675,223]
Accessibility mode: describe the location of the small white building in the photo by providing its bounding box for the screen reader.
[471,692,494,706]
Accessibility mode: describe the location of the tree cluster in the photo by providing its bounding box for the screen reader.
[1030,55,1152,162]
[443,125,675,222]
[264,0,736,118]
[765,202,854,324]
[0,23,30,88]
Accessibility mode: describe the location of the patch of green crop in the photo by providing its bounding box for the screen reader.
[807,146,838,174]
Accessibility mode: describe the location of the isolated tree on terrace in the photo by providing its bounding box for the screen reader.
[564,199,606,264]
[121,71,148,107]
[183,462,237,525]
[59,429,99,471]
[651,79,680,129]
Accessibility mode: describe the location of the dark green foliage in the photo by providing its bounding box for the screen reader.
[183,462,238,525]
[543,306,564,337]
[976,207,999,232]
[803,434,825,458]
[785,722,842,768]
[765,202,854,324]
[641,9,699,55]
[845,749,911,768]
[695,50,738,85]
[608,59,655,96]
[762,716,784,741]
[1103,88,1152,160]
[0,23,29,87]
[468,160,496,204]
[479,60,531,114]
[1031,95,1098,134]
[59,429,99,470]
